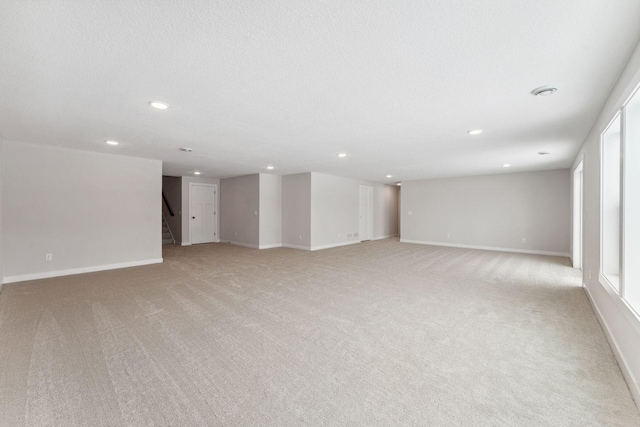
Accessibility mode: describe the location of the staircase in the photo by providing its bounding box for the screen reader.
[162,216,174,245]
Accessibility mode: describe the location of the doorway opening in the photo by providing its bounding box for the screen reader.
[573,160,584,270]
[359,185,373,242]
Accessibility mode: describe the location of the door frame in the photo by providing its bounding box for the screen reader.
[573,160,584,270]
[359,185,374,242]
[189,182,218,244]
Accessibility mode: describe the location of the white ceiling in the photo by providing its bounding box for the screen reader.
[2,1,640,183]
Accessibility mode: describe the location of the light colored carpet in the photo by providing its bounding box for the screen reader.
[0,239,638,426]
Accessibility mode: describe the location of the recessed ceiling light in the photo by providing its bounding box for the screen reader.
[468,129,483,135]
[538,151,550,155]
[396,182,402,186]
[386,174,393,178]
[105,140,119,145]
[337,153,347,157]
[531,86,558,97]
[180,147,193,152]
[194,171,201,175]
[150,101,169,110]
[503,163,511,167]
[267,166,274,170]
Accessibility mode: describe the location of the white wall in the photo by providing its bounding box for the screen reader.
[181,176,220,245]
[259,174,282,248]
[400,170,570,256]
[0,139,3,289]
[220,174,260,247]
[2,141,162,282]
[570,38,640,406]
[310,173,399,250]
[282,173,311,249]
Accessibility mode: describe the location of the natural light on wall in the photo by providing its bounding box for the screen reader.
[601,114,621,292]
[623,87,640,315]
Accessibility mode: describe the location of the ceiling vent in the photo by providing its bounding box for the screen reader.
[531,86,558,96]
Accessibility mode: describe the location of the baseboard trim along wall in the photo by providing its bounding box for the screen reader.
[227,241,259,249]
[372,234,399,241]
[310,240,359,251]
[259,244,282,249]
[582,285,640,407]
[399,239,570,258]
[281,243,311,251]
[2,258,164,284]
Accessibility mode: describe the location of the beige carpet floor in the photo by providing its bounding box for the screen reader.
[0,239,638,426]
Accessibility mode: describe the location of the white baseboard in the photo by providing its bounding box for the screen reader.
[310,240,359,251]
[180,242,191,246]
[372,234,398,241]
[582,285,640,407]
[281,243,311,251]
[399,239,570,258]
[226,241,259,249]
[259,243,282,249]
[2,258,164,284]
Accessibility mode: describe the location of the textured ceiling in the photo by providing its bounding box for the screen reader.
[1,1,640,182]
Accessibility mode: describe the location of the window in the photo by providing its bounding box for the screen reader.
[601,85,640,316]
[601,114,621,292]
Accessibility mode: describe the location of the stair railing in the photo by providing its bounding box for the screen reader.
[162,192,175,216]
[162,211,177,245]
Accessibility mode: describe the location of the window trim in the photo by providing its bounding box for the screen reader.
[599,111,622,295]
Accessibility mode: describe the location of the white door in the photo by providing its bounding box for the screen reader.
[359,186,374,241]
[190,183,217,244]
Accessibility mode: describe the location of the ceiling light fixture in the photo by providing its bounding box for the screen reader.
[150,101,169,110]
[468,129,483,135]
[531,86,558,97]
[538,151,550,155]
[194,171,201,175]
[396,182,402,186]
[386,175,393,178]
[105,140,119,145]
[180,147,193,152]
[337,153,347,157]
[267,166,274,170]
[503,163,511,168]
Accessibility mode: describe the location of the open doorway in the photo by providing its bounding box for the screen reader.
[359,185,373,241]
[573,160,584,270]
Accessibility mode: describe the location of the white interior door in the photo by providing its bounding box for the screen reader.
[359,186,374,241]
[190,183,217,244]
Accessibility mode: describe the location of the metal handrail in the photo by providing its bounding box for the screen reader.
[162,211,176,245]
[162,192,175,216]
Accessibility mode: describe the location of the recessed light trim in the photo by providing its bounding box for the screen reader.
[503,163,511,168]
[468,129,483,135]
[105,140,119,145]
[180,147,193,152]
[150,101,169,110]
[267,166,274,170]
[386,174,393,178]
[531,86,558,97]
[337,153,347,157]
[194,171,201,175]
